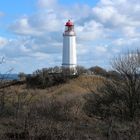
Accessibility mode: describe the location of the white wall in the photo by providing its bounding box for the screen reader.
[62,35,77,68]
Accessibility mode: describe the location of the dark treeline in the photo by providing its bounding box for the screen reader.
[21,65,121,89]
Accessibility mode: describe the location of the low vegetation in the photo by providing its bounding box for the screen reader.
[0,50,139,140]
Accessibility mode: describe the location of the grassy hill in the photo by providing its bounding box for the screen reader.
[0,75,139,140]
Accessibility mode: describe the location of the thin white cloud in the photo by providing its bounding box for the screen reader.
[10,17,43,36]
[77,20,106,41]
[37,0,57,9]
[0,0,140,73]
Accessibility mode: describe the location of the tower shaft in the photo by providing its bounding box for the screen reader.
[62,35,77,68]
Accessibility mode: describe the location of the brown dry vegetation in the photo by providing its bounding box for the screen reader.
[0,73,140,140]
[0,75,107,140]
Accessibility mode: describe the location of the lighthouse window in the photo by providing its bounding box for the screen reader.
[68,26,73,31]
[65,26,74,32]
[65,26,69,31]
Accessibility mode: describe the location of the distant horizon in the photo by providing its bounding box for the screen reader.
[0,0,139,73]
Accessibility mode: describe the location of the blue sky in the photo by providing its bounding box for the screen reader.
[0,0,140,73]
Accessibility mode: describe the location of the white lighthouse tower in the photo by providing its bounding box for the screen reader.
[62,20,77,75]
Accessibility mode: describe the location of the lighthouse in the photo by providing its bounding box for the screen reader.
[62,20,77,75]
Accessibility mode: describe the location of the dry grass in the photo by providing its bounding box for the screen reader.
[0,75,108,139]
[49,75,104,96]
[1,75,140,139]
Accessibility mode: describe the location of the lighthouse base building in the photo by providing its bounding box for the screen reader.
[62,20,77,75]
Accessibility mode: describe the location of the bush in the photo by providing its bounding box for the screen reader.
[30,95,83,121]
[26,68,70,89]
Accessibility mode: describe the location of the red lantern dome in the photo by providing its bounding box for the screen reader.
[65,20,74,26]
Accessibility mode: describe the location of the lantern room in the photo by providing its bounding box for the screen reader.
[64,20,75,36]
[65,20,74,32]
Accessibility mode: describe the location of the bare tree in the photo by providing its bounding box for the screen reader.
[84,50,140,120]
[0,57,13,115]
[112,50,140,119]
